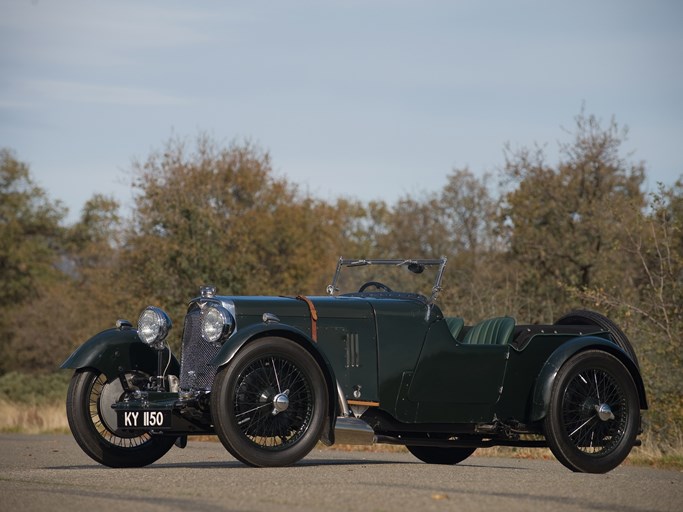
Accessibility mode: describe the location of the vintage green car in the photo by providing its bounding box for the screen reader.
[62,257,647,473]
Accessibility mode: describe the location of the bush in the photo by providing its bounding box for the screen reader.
[0,371,70,405]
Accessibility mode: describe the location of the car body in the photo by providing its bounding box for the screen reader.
[62,257,647,472]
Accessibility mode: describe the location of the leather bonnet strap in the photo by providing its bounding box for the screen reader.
[295,295,318,342]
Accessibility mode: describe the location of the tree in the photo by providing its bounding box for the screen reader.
[435,169,507,319]
[1,192,127,373]
[0,150,68,373]
[500,113,646,321]
[359,168,504,320]
[369,168,496,260]
[576,179,683,441]
[440,169,498,258]
[121,136,352,342]
[0,149,66,308]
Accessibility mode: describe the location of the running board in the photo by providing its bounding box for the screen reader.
[375,435,642,449]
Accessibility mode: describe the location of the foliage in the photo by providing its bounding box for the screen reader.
[574,180,683,442]
[363,168,504,319]
[0,149,66,307]
[121,136,362,348]
[0,183,125,373]
[0,149,69,373]
[500,113,646,321]
[0,371,70,405]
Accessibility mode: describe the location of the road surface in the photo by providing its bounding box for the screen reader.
[1,434,681,512]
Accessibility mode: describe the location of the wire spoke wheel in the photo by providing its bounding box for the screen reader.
[66,369,176,467]
[233,355,313,449]
[211,337,327,467]
[544,350,640,473]
[88,373,152,447]
[561,368,627,455]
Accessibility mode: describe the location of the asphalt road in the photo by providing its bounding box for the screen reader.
[1,434,681,512]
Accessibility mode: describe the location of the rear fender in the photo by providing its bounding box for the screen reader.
[60,327,180,381]
[530,336,648,423]
[211,322,341,444]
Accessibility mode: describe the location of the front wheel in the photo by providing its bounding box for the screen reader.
[211,337,328,467]
[544,350,640,473]
[66,369,176,467]
[407,445,476,465]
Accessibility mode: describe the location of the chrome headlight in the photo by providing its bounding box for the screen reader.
[201,305,234,344]
[137,306,172,348]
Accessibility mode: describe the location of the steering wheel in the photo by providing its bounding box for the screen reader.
[358,281,393,293]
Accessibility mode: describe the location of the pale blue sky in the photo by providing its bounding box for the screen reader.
[2,0,681,223]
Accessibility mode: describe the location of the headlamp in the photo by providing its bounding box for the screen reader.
[137,306,172,348]
[201,305,234,344]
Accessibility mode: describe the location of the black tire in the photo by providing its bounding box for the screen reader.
[66,369,176,468]
[407,445,476,465]
[210,337,328,467]
[555,309,640,368]
[544,350,640,473]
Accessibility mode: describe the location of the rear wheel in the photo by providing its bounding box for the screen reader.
[211,337,328,467]
[407,446,476,465]
[66,369,176,467]
[544,350,639,473]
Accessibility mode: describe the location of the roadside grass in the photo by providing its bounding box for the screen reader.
[2,372,681,470]
[0,371,71,434]
[627,433,683,470]
[322,437,683,470]
[0,399,70,434]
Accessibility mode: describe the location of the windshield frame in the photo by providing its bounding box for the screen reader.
[326,257,448,305]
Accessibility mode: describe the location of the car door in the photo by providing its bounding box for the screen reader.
[404,319,510,423]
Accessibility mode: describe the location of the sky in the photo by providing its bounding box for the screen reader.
[1,0,682,224]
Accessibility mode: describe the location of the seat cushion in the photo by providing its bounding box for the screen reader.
[461,317,515,345]
[445,317,465,340]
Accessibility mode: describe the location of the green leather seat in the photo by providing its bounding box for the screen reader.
[445,317,465,340]
[461,316,515,345]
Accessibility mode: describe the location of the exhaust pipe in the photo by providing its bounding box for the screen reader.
[333,417,376,445]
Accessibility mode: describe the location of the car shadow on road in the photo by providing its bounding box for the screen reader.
[47,458,529,471]
[48,457,418,470]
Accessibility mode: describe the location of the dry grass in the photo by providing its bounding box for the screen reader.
[3,400,681,470]
[0,399,69,434]
[627,431,683,470]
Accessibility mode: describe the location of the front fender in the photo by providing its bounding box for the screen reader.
[211,323,322,368]
[211,322,341,444]
[60,327,180,381]
[530,336,647,423]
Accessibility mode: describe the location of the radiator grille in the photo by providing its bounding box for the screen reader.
[179,308,222,391]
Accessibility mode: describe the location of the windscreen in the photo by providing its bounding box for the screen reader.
[330,259,444,300]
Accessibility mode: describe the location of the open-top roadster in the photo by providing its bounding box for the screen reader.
[62,257,647,473]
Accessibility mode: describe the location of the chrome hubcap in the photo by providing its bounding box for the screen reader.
[595,403,615,422]
[272,391,290,415]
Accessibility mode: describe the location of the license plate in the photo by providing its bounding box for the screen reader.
[117,410,172,429]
